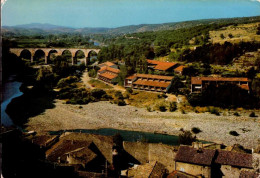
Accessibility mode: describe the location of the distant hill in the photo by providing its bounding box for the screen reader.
[12,23,72,30]
[2,16,260,36]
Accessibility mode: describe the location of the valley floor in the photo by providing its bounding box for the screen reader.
[25,100,260,149]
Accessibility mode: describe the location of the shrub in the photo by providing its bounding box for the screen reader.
[169,102,177,112]
[118,100,126,106]
[234,112,240,116]
[57,76,78,88]
[194,106,207,113]
[229,131,239,136]
[146,106,152,112]
[181,109,186,114]
[191,127,202,134]
[209,107,220,116]
[178,131,197,145]
[228,33,233,38]
[249,112,257,117]
[91,89,106,99]
[161,93,167,98]
[88,69,97,77]
[115,91,124,100]
[126,88,133,94]
[159,105,167,112]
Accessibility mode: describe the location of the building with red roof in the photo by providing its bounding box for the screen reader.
[147,59,179,72]
[174,65,186,75]
[97,65,120,84]
[124,74,173,93]
[97,61,118,69]
[191,76,250,93]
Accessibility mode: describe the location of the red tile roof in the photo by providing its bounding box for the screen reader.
[174,65,186,73]
[191,77,249,85]
[125,75,136,80]
[215,150,253,168]
[136,73,173,80]
[98,66,120,74]
[99,61,116,67]
[147,59,178,71]
[240,84,249,90]
[175,145,216,166]
[99,72,118,80]
[133,79,171,88]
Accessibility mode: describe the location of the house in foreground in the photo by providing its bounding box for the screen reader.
[191,77,250,93]
[174,143,255,178]
[124,74,173,93]
[174,145,215,178]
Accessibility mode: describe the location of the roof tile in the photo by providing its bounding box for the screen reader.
[175,145,216,166]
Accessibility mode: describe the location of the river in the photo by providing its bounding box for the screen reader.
[1,76,23,127]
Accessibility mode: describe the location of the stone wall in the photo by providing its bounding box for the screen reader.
[175,162,211,178]
[252,153,260,170]
[220,165,240,178]
[123,141,177,172]
[149,143,177,172]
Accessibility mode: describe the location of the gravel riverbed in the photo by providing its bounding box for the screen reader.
[26,100,260,149]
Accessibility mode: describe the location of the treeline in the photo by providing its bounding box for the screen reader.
[2,33,96,48]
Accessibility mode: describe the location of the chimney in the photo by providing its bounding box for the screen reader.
[193,142,199,149]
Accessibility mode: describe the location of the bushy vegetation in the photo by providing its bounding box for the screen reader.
[233,112,240,116]
[88,69,97,77]
[191,127,202,134]
[229,131,239,136]
[169,102,177,112]
[249,112,257,117]
[178,130,197,145]
[158,105,167,112]
[180,42,260,65]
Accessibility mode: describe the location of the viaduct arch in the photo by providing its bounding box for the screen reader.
[10,48,100,65]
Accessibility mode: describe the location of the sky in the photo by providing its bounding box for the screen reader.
[1,0,260,28]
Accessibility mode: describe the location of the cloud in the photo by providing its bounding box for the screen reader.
[250,0,260,2]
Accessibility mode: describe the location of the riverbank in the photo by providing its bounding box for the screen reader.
[25,100,260,149]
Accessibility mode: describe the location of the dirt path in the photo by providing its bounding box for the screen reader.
[26,100,260,149]
[81,69,94,89]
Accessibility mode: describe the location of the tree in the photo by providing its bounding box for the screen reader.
[154,46,170,57]
[178,131,196,145]
[228,33,233,38]
[168,76,184,94]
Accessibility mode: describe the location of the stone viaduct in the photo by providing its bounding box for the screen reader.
[10,48,100,65]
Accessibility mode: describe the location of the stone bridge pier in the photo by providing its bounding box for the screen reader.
[9,48,100,65]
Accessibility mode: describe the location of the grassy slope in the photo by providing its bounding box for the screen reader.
[209,22,260,44]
